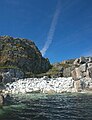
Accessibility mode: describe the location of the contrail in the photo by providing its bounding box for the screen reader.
[41,0,61,56]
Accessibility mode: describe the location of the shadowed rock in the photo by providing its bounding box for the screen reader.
[0,95,4,108]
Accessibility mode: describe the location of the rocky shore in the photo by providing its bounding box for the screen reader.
[0,36,92,106]
[0,76,92,108]
[5,76,92,94]
[1,56,92,95]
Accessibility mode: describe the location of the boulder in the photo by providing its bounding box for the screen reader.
[88,63,92,67]
[63,67,71,77]
[12,69,24,79]
[74,80,81,92]
[71,69,76,80]
[79,56,87,64]
[88,57,92,62]
[73,58,80,65]
[71,68,82,80]
[87,66,92,78]
[1,69,24,83]
[2,72,12,83]
[79,63,87,72]
[89,83,92,89]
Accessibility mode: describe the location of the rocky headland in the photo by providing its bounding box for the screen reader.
[3,56,92,94]
[0,36,51,83]
[0,36,92,99]
[0,35,51,105]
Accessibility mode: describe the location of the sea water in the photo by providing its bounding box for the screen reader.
[0,93,92,120]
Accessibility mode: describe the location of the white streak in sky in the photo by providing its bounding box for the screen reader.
[41,0,61,56]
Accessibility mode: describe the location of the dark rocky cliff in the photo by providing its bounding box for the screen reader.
[0,36,51,81]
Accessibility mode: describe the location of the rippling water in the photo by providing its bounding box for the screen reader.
[0,93,92,120]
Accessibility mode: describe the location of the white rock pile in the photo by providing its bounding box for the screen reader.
[5,77,75,94]
[5,76,92,94]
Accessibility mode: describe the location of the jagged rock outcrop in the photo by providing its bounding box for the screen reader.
[46,59,76,77]
[0,36,51,82]
[45,56,92,92]
[71,56,92,80]
[47,57,92,79]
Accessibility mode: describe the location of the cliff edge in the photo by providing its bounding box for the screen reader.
[0,36,51,82]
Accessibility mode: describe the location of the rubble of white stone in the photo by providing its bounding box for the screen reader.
[5,76,92,94]
[5,77,73,94]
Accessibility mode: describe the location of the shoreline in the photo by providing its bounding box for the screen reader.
[4,76,92,95]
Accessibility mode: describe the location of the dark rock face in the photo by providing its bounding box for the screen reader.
[0,75,3,82]
[0,36,51,80]
[0,95,4,108]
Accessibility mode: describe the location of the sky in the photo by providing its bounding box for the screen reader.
[0,0,92,63]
